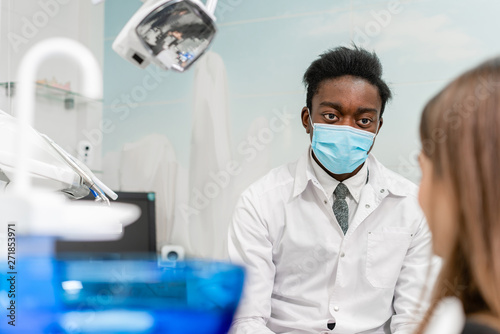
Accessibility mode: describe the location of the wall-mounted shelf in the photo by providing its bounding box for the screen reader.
[0,82,102,110]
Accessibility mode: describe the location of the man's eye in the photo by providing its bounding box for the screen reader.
[325,113,337,120]
[360,118,372,125]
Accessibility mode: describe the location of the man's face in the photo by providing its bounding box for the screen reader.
[301,75,383,143]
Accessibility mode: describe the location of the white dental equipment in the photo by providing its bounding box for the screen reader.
[0,110,116,203]
[113,0,218,72]
[0,37,140,243]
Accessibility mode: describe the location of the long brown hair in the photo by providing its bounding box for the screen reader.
[416,57,500,332]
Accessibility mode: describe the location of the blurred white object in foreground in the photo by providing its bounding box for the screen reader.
[424,297,466,334]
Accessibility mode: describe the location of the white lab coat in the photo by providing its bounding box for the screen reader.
[228,150,437,334]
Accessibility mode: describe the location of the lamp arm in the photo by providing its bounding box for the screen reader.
[204,0,218,15]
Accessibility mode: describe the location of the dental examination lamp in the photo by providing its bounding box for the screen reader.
[113,0,218,72]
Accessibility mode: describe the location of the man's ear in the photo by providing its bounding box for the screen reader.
[377,116,383,135]
[301,107,311,134]
[368,116,383,155]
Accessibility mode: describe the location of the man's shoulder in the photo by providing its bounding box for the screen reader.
[369,155,418,198]
[241,160,297,199]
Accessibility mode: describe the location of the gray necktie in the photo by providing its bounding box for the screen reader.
[333,183,349,235]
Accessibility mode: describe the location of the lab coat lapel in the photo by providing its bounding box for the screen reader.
[347,183,387,237]
[346,156,389,238]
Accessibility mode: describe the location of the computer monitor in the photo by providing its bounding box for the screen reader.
[56,191,157,258]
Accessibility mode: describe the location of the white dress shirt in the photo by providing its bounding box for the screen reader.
[228,149,437,334]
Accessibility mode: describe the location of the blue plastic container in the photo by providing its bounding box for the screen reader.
[0,257,245,333]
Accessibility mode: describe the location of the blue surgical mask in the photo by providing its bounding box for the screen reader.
[309,113,377,174]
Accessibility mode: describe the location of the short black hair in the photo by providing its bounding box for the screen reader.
[303,45,392,117]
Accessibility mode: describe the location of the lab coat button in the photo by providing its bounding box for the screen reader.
[334,306,339,312]
[340,252,345,258]
[324,200,327,204]
[365,204,370,209]
[380,189,385,193]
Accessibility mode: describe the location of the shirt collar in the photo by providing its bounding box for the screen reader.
[292,148,409,199]
[310,149,368,203]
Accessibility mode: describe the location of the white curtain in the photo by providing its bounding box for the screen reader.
[116,133,180,251]
[187,51,233,259]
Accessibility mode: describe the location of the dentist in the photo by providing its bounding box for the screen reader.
[228,46,436,333]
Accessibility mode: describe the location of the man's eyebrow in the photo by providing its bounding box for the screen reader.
[355,107,379,115]
[319,101,343,110]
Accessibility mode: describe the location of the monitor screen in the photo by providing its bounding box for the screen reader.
[56,191,157,258]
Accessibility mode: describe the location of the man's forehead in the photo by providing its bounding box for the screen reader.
[313,77,382,109]
[316,76,377,93]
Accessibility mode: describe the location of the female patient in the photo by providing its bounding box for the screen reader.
[416,57,500,333]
